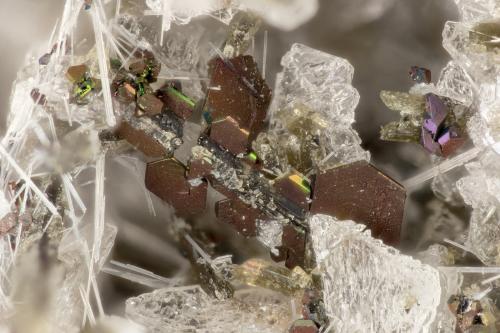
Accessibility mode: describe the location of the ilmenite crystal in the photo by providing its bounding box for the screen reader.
[310,161,406,246]
[310,215,441,333]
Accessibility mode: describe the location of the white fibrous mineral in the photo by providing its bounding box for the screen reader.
[268,43,369,171]
[125,286,291,333]
[309,214,441,333]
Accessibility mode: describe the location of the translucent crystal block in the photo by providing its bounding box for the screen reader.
[442,21,499,82]
[455,150,500,265]
[458,150,500,206]
[416,244,455,267]
[309,214,441,332]
[430,160,466,207]
[126,286,292,332]
[436,61,475,107]
[269,43,369,171]
[453,0,500,23]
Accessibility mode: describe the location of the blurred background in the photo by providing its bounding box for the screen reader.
[0,0,462,315]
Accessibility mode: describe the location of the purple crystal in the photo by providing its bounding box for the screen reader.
[423,118,438,136]
[421,128,441,155]
[437,130,451,146]
[425,93,447,126]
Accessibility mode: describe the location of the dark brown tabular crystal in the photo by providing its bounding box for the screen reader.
[137,94,164,116]
[116,121,169,158]
[210,116,250,155]
[273,173,311,213]
[206,55,271,144]
[66,64,88,82]
[145,159,207,218]
[160,87,195,120]
[214,197,265,237]
[187,158,213,180]
[271,224,307,269]
[310,160,406,246]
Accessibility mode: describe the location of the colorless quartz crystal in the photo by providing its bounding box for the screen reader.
[310,214,441,333]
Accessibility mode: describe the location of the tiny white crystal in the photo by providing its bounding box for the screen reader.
[310,214,441,333]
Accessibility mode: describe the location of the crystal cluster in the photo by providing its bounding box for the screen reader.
[4,0,500,332]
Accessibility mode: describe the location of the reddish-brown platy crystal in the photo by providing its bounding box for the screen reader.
[271,224,307,269]
[273,173,311,212]
[210,116,250,155]
[145,159,207,218]
[310,161,406,246]
[116,121,169,158]
[215,198,265,237]
[187,158,213,180]
[160,87,195,120]
[206,55,271,144]
[137,94,164,116]
[66,64,88,83]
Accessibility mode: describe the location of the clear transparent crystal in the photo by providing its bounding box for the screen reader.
[416,244,455,267]
[453,0,500,23]
[310,214,441,333]
[436,61,475,107]
[269,43,369,171]
[125,286,292,333]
